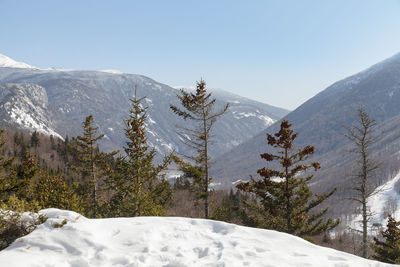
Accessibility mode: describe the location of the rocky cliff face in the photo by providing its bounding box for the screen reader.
[0,83,61,139]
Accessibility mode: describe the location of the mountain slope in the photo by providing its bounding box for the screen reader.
[0,57,289,158]
[211,52,400,203]
[0,83,62,139]
[0,209,394,267]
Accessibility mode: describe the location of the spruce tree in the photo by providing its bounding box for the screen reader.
[69,115,117,217]
[371,215,400,264]
[237,120,339,241]
[107,90,172,217]
[170,80,229,218]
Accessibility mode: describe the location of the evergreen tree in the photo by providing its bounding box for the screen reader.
[49,134,56,150]
[237,120,339,241]
[0,129,15,202]
[30,130,40,149]
[33,172,83,213]
[107,90,172,217]
[14,151,39,200]
[371,215,400,264]
[170,80,229,218]
[69,115,117,217]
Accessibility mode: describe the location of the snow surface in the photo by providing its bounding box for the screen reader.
[349,171,400,231]
[232,111,275,127]
[0,54,35,69]
[0,209,394,267]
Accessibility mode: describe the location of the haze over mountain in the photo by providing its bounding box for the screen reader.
[0,54,289,159]
[211,52,400,216]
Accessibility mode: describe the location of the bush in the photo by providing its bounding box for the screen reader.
[0,196,46,250]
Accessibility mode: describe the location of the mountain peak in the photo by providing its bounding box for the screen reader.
[0,54,35,69]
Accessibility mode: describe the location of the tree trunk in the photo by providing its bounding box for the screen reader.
[285,147,291,233]
[203,108,209,219]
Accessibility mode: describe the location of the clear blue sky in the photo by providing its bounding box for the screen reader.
[1,0,400,110]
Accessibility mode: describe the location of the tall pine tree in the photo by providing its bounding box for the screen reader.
[170,80,228,218]
[237,120,339,241]
[69,115,117,217]
[107,89,172,217]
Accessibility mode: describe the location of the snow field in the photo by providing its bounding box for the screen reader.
[0,209,396,266]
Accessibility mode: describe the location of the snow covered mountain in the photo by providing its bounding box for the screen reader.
[0,208,394,267]
[0,54,289,158]
[0,54,35,69]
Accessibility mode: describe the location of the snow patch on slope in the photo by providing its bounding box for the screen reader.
[0,209,394,267]
[0,54,35,69]
[232,111,275,127]
[349,172,400,232]
[9,106,61,139]
[100,69,124,74]
[0,84,63,140]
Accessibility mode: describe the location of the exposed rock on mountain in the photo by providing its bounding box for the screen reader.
[0,83,62,139]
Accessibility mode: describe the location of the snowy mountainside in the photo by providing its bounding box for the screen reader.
[0,54,35,69]
[211,51,400,194]
[0,208,394,267]
[0,58,289,158]
[0,83,62,139]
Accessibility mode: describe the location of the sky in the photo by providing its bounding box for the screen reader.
[1,0,400,110]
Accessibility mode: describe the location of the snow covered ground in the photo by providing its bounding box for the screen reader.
[349,171,400,232]
[0,209,394,267]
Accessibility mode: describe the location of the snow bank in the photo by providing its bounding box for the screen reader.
[0,209,394,267]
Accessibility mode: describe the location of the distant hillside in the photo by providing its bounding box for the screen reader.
[0,55,289,159]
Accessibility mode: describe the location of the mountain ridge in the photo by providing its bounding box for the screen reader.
[0,54,289,159]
